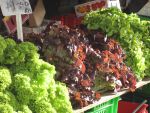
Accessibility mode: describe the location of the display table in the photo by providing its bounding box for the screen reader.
[74,78,150,113]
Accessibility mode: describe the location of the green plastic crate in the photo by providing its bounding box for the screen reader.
[85,97,120,113]
[137,83,150,98]
[139,15,150,21]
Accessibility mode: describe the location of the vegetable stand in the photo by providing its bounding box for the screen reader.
[74,78,150,113]
[0,1,150,112]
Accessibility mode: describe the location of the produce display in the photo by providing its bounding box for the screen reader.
[0,36,73,113]
[42,24,101,109]
[1,6,149,111]
[84,8,150,80]
[85,30,136,92]
[27,23,137,109]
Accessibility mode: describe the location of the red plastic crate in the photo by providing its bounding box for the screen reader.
[51,14,83,27]
[63,14,83,27]
[118,101,148,113]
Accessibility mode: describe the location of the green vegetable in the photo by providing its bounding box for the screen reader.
[0,91,18,110]
[51,83,73,113]
[0,104,14,113]
[13,74,33,104]
[0,67,11,91]
[0,36,7,63]
[30,99,57,113]
[0,37,73,113]
[84,8,150,79]
[17,105,32,113]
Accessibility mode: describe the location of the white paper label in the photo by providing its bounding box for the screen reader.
[14,0,32,14]
[0,0,32,16]
[108,0,121,9]
[75,0,107,17]
[0,0,15,16]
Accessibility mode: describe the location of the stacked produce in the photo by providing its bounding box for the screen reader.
[41,23,136,109]
[84,8,150,80]
[42,24,101,109]
[0,36,73,113]
[84,31,136,92]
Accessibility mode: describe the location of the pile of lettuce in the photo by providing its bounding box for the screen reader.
[84,8,150,80]
[41,24,136,109]
[0,36,73,113]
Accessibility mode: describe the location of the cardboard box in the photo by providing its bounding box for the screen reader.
[138,1,150,17]
[29,0,46,27]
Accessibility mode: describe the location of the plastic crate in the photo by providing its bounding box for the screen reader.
[121,91,150,113]
[51,14,83,27]
[85,97,120,113]
[139,16,150,21]
[118,101,148,113]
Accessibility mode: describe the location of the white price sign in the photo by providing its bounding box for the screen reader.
[108,0,121,9]
[0,0,15,16]
[75,0,107,17]
[0,0,32,16]
[14,0,32,14]
[0,0,32,41]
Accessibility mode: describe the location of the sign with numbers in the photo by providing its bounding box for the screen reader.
[0,0,32,16]
[0,0,32,41]
[0,0,15,16]
[75,0,107,17]
[75,0,121,17]
[13,0,32,14]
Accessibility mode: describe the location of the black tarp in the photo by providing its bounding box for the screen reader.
[119,0,148,13]
[43,0,94,18]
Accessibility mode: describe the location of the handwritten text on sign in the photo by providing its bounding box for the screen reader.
[0,0,32,16]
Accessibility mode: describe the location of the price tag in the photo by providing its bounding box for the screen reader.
[13,0,32,14]
[0,0,32,41]
[0,0,16,16]
[108,0,121,9]
[75,0,107,17]
[0,0,32,16]
[75,0,121,17]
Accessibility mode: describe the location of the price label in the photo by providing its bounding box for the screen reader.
[75,0,107,17]
[0,0,16,16]
[109,1,117,7]
[0,0,32,16]
[0,0,32,41]
[75,0,121,17]
[108,0,121,9]
[13,0,32,14]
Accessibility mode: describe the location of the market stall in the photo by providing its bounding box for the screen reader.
[0,0,150,113]
[74,78,150,113]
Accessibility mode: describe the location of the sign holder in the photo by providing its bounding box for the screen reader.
[16,14,23,41]
[0,0,32,41]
